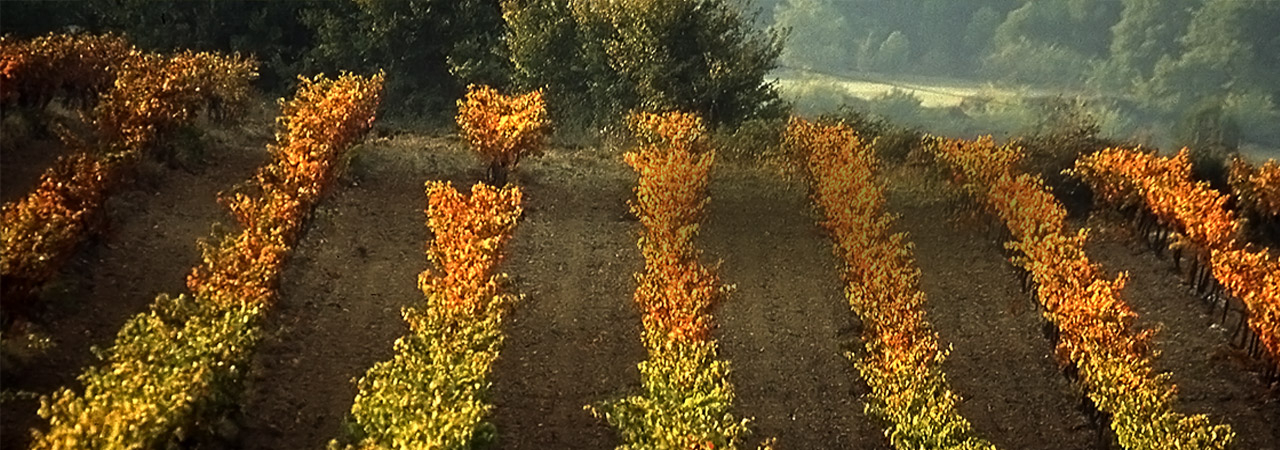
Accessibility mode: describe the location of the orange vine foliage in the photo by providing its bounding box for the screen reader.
[30,73,382,450]
[933,135,1024,195]
[1,36,258,315]
[593,111,750,450]
[87,50,257,156]
[456,84,549,184]
[788,118,995,449]
[1073,149,1238,249]
[1228,156,1280,218]
[1074,147,1280,373]
[340,181,522,449]
[936,137,1232,449]
[417,181,523,320]
[0,154,111,307]
[625,111,719,347]
[0,32,132,106]
[188,73,384,307]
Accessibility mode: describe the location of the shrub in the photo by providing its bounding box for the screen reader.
[1014,98,1118,194]
[455,85,550,186]
[709,116,789,163]
[1176,99,1239,189]
[824,107,924,163]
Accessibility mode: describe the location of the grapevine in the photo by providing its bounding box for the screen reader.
[188,72,383,306]
[788,118,996,450]
[590,111,754,450]
[934,137,1233,449]
[0,32,132,108]
[337,181,522,449]
[1073,147,1280,375]
[1,35,258,319]
[1228,156,1280,219]
[456,84,549,186]
[31,73,383,449]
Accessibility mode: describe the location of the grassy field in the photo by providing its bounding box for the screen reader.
[773,67,1280,162]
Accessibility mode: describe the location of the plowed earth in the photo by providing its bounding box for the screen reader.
[2,113,1276,449]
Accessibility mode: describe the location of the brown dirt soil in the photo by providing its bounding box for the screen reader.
[883,165,1099,450]
[705,167,886,449]
[234,134,479,449]
[2,122,1278,450]
[487,147,645,450]
[0,116,272,449]
[0,105,82,205]
[1083,215,1280,450]
[0,139,63,205]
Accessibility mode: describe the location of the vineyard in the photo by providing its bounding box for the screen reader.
[3,33,1280,450]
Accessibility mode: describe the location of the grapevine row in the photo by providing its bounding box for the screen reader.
[0,32,132,108]
[330,85,546,448]
[1072,148,1280,375]
[456,84,549,186]
[1227,156,1280,220]
[1,33,257,319]
[590,112,755,450]
[932,137,1233,449]
[334,181,522,449]
[787,118,996,450]
[30,73,383,449]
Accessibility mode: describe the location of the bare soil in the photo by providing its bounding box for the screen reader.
[0,114,272,449]
[2,122,1277,449]
[883,167,1098,450]
[1083,216,1280,450]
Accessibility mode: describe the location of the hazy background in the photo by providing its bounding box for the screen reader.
[760,0,1280,160]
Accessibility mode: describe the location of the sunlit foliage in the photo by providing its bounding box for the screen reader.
[31,73,383,449]
[0,32,132,107]
[936,137,1234,449]
[337,181,522,450]
[1228,156,1280,219]
[788,118,995,450]
[1,34,257,318]
[591,111,756,450]
[1073,147,1280,376]
[456,84,549,185]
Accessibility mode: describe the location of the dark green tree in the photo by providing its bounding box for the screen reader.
[1106,0,1199,82]
[1141,0,1256,114]
[86,0,318,92]
[0,1,97,37]
[536,0,785,127]
[873,31,911,73]
[773,0,854,72]
[984,0,1122,84]
[305,0,510,116]
[503,0,610,128]
[992,0,1119,58]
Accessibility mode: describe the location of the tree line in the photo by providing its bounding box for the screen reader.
[0,0,783,131]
